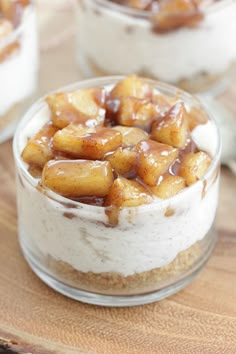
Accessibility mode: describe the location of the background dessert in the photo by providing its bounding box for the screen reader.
[14,76,221,305]
[0,0,38,143]
[76,0,236,94]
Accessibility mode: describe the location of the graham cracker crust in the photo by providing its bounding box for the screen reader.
[84,55,236,94]
[46,242,201,295]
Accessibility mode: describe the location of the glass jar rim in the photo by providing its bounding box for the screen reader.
[13,75,221,212]
[0,0,34,47]
[88,0,234,18]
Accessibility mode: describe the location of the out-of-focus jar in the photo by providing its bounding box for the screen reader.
[76,0,236,94]
[0,0,38,143]
[14,77,221,306]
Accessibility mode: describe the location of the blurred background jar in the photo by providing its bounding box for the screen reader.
[0,0,38,144]
[76,0,236,95]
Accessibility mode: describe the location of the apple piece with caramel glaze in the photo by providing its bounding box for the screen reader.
[46,88,106,129]
[117,97,159,130]
[53,124,122,160]
[113,126,149,146]
[42,160,114,198]
[21,123,58,168]
[105,177,153,225]
[136,140,178,186]
[105,177,153,207]
[151,175,186,199]
[109,75,152,101]
[179,151,212,185]
[105,147,137,176]
[151,102,189,148]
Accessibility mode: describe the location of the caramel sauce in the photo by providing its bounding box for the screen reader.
[105,98,121,127]
[105,206,120,227]
[63,212,77,219]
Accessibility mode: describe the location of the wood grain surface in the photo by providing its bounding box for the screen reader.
[0,111,236,353]
[0,5,236,350]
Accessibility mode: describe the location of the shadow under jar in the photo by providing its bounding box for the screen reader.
[76,0,236,94]
[0,0,38,144]
[13,77,221,306]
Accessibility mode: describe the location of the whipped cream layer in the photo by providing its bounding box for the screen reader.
[77,0,236,84]
[16,103,219,277]
[0,6,38,116]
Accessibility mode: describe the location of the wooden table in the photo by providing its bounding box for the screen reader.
[0,6,236,350]
[0,112,236,353]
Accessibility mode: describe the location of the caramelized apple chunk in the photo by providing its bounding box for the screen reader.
[105,177,152,207]
[46,88,106,129]
[117,97,158,130]
[42,160,114,198]
[21,123,58,168]
[105,147,137,176]
[179,151,211,185]
[113,126,149,146]
[151,102,189,148]
[136,140,178,186]
[53,124,122,160]
[110,75,152,101]
[151,175,185,199]
[152,0,203,33]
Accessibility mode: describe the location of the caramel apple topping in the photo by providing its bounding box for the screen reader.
[22,75,213,215]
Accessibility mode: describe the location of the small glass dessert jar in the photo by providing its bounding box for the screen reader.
[0,0,38,143]
[76,0,236,94]
[13,76,221,306]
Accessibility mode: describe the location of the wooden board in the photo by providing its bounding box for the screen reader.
[0,2,235,352]
[0,119,236,354]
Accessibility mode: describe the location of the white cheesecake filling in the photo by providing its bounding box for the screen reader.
[77,0,236,83]
[16,104,219,277]
[0,6,38,116]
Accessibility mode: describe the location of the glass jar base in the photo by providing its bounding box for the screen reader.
[19,231,217,307]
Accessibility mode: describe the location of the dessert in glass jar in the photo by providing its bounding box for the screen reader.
[76,0,236,94]
[0,0,38,143]
[14,75,221,306]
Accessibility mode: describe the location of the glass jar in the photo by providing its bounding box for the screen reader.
[13,77,221,306]
[76,0,236,94]
[0,0,38,143]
